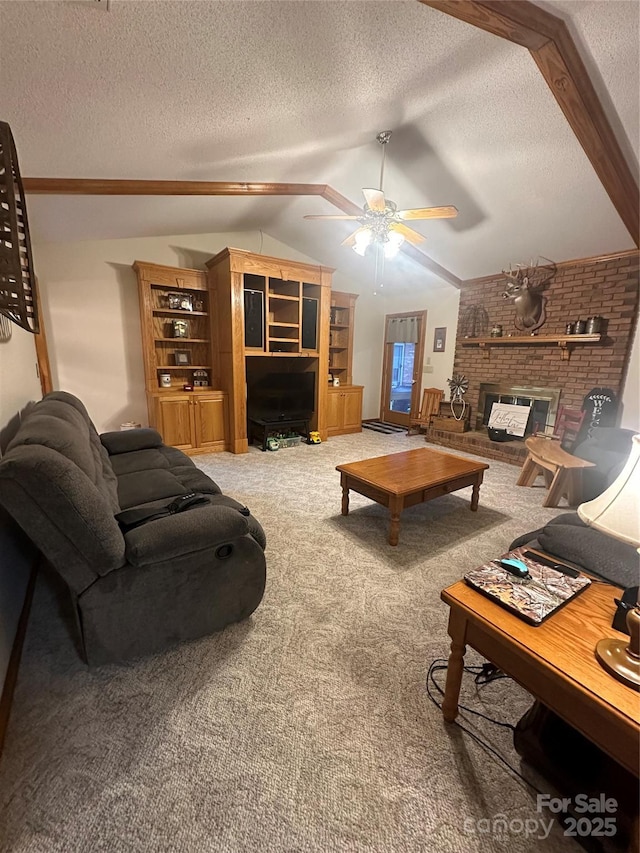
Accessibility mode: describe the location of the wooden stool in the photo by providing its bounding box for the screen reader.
[517,436,595,507]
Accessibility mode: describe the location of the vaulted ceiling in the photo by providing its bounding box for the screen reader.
[1,0,638,292]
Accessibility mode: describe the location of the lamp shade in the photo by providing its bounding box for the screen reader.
[577,434,640,547]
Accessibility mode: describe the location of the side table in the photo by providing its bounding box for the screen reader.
[440,579,639,777]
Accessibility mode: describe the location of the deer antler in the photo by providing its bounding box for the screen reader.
[502,257,556,289]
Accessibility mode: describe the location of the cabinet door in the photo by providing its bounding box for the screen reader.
[157,396,194,450]
[326,388,343,433]
[193,394,227,449]
[342,387,363,432]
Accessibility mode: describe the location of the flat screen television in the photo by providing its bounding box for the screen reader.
[247,372,315,423]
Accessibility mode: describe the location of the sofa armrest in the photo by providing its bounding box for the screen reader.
[100,428,163,455]
[124,504,250,567]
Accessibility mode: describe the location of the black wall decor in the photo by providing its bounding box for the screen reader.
[0,122,39,334]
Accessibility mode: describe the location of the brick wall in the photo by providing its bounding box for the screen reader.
[452,251,639,424]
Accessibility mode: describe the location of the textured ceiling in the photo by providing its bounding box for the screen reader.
[0,0,638,289]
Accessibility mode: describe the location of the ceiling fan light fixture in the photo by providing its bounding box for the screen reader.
[304,130,457,270]
[352,228,373,256]
[383,229,404,259]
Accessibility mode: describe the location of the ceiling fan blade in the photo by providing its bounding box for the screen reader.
[303,214,360,220]
[341,227,368,248]
[389,222,425,245]
[397,205,458,221]
[362,188,386,212]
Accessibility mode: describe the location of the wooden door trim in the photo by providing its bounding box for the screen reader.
[380,310,428,425]
[419,0,639,247]
[33,278,52,395]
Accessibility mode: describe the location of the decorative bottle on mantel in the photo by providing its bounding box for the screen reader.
[490,324,503,338]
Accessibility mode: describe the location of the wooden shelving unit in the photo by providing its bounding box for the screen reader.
[460,333,603,360]
[327,291,363,436]
[206,248,333,453]
[134,254,364,454]
[133,261,228,454]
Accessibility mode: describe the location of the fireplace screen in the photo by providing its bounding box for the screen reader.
[477,384,561,437]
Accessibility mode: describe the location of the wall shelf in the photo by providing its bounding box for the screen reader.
[460,333,602,360]
[153,309,209,317]
[157,364,211,370]
[154,337,208,343]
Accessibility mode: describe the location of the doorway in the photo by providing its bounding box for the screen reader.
[380,311,427,426]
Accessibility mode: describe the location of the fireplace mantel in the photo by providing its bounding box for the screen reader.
[460,333,602,360]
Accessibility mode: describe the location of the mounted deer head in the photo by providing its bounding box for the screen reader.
[502,257,556,332]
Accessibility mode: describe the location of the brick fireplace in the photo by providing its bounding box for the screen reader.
[425,250,639,464]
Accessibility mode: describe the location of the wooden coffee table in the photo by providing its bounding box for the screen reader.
[336,447,489,545]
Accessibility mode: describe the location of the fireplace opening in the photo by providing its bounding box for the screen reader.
[477,384,561,438]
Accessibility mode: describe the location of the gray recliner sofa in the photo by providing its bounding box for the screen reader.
[571,426,636,501]
[0,391,266,665]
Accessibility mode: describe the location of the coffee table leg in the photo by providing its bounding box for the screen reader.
[388,496,402,546]
[341,474,350,516]
[442,608,468,723]
[470,474,482,511]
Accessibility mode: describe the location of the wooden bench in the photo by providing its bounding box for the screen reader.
[516,436,595,507]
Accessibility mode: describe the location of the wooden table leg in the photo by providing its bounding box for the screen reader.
[340,473,350,516]
[567,469,583,506]
[442,607,468,723]
[544,466,569,508]
[470,475,481,511]
[517,454,540,487]
[388,495,402,546]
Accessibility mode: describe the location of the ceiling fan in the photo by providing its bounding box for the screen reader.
[304,130,458,258]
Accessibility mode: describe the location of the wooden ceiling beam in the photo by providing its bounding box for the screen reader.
[321,185,364,217]
[419,0,639,246]
[21,179,463,288]
[21,178,328,196]
[420,0,551,49]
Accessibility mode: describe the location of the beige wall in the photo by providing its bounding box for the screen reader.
[32,231,635,431]
[33,230,464,429]
[349,292,385,420]
[33,231,369,431]
[0,324,41,428]
[0,324,41,694]
[379,287,460,410]
[621,317,639,431]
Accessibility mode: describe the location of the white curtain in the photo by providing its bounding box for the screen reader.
[386,316,419,343]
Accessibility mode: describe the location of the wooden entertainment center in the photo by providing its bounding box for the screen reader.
[134,248,362,453]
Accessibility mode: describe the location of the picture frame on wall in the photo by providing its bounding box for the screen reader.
[174,350,191,366]
[434,327,447,352]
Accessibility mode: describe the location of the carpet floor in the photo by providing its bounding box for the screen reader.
[1,432,587,852]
